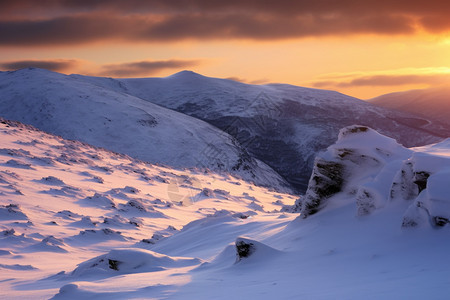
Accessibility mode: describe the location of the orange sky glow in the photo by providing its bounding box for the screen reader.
[1,0,450,99]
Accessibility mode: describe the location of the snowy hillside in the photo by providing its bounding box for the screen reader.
[370,86,450,125]
[0,118,296,299]
[73,71,450,192]
[1,120,450,299]
[0,69,292,192]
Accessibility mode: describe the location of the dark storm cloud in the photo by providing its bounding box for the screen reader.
[0,14,414,46]
[2,1,450,16]
[98,59,202,77]
[0,59,80,71]
[1,1,450,46]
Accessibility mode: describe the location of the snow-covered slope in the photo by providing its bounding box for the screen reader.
[0,118,297,299]
[0,69,292,192]
[73,71,450,192]
[1,120,450,299]
[370,86,450,125]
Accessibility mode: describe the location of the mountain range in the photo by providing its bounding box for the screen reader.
[72,70,450,191]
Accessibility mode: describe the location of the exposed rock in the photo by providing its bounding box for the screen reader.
[298,159,344,217]
[235,239,255,260]
[296,125,412,218]
[413,171,430,193]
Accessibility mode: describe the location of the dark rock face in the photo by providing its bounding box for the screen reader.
[434,216,450,227]
[297,159,345,217]
[235,240,255,261]
[413,171,430,193]
[108,259,120,271]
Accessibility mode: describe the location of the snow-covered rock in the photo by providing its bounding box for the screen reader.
[296,125,411,217]
[70,248,200,277]
[296,126,450,229]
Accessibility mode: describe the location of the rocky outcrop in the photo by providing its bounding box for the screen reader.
[296,125,409,218]
[234,237,280,263]
[297,125,450,229]
[295,159,345,217]
[296,125,414,218]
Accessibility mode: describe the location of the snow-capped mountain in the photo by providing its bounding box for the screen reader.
[73,71,450,192]
[0,69,292,192]
[370,86,450,125]
[1,119,449,299]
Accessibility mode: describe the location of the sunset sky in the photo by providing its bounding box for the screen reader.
[1,0,450,99]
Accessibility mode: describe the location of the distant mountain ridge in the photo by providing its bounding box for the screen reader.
[369,86,450,125]
[0,68,292,192]
[72,70,450,192]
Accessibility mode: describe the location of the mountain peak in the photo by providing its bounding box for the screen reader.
[167,70,204,79]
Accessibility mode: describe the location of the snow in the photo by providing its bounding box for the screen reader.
[0,119,449,299]
[0,118,297,299]
[71,69,449,193]
[0,68,292,193]
[0,68,449,299]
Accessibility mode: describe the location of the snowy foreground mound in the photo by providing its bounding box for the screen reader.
[1,121,450,299]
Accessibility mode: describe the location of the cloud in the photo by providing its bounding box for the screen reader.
[1,1,450,46]
[0,13,416,47]
[2,1,450,17]
[97,59,202,77]
[312,71,450,88]
[0,59,81,72]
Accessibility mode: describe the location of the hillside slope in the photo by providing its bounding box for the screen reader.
[0,69,292,192]
[370,86,450,125]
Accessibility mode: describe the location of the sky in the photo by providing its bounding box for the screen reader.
[1,0,450,99]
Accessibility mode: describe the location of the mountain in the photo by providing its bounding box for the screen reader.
[73,70,450,192]
[0,68,292,192]
[1,119,450,299]
[370,86,450,125]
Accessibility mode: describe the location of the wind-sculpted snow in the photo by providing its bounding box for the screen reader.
[296,125,450,230]
[69,248,201,278]
[0,118,296,299]
[0,69,292,193]
[72,70,450,192]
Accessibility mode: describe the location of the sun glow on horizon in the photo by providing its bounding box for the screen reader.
[1,1,450,99]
